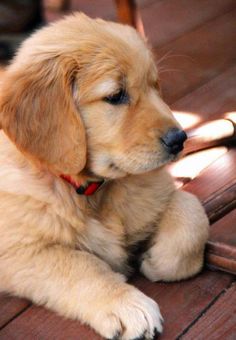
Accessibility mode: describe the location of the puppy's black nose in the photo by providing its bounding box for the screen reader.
[161,128,187,155]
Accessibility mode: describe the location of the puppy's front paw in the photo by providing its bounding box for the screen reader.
[92,287,163,340]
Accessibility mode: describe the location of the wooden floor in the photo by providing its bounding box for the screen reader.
[0,0,236,339]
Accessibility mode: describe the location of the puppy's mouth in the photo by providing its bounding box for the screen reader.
[104,153,176,178]
[87,144,183,180]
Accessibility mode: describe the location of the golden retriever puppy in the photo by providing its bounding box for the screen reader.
[0,13,209,340]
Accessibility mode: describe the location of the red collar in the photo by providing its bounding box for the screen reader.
[60,174,105,196]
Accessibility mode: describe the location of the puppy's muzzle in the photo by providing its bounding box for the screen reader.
[161,128,187,155]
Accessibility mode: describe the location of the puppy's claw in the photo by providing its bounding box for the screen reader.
[106,331,121,340]
[153,328,161,340]
[131,334,146,340]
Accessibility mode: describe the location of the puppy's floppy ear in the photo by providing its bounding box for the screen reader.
[0,57,86,175]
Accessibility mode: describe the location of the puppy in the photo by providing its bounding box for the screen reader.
[0,13,209,340]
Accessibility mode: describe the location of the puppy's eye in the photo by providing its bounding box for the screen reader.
[104,89,129,105]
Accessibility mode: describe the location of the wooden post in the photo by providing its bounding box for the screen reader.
[115,0,145,37]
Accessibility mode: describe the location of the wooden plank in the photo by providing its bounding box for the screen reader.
[155,10,236,104]
[209,209,236,247]
[132,271,234,339]
[169,148,236,221]
[0,271,233,339]
[137,0,162,6]
[70,0,115,19]
[0,305,102,340]
[181,283,236,339]
[0,294,30,329]
[170,149,235,224]
[206,210,236,274]
[172,65,236,127]
[207,252,236,275]
[204,181,236,224]
[141,0,236,48]
[183,149,236,203]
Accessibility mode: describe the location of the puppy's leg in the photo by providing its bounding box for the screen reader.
[2,246,163,339]
[140,190,209,282]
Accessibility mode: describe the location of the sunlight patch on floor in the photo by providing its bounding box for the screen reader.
[168,146,228,182]
[225,111,236,123]
[172,111,202,129]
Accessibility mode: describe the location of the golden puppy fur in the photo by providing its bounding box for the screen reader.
[0,14,209,339]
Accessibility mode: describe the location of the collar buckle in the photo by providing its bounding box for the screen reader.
[60,174,105,196]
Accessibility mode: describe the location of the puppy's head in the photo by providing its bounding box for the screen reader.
[0,13,185,180]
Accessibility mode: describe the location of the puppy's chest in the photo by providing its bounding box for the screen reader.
[73,171,176,271]
[81,183,168,274]
[113,204,155,233]
[117,198,160,244]
[90,174,173,244]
